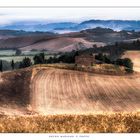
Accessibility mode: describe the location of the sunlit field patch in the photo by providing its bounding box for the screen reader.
[0,113,139,133]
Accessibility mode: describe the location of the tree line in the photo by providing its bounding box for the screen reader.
[95,53,133,72]
[0,51,133,73]
[0,57,32,72]
[0,39,138,72]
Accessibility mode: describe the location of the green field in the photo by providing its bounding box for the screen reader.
[0,50,15,56]
[0,50,55,63]
[0,55,55,63]
[0,50,49,56]
[0,56,34,62]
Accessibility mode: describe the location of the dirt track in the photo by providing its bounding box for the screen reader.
[31,68,140,114]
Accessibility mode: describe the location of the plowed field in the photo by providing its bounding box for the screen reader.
[31,68,140,114]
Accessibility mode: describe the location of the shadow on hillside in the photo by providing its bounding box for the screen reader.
[0,69,32,107]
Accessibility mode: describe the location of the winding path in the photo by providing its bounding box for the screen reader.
[31,68,140,114]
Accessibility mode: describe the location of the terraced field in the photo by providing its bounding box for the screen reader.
[31,68,140,114]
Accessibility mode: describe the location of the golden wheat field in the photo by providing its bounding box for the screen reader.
[0,113,139,133]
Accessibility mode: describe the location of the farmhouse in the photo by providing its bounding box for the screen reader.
[75,54,96,66]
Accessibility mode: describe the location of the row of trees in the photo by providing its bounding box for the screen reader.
[0,57,32,72]
[0,59,16,72]
[95,53,133,72]
[0,46,134,73]
[19,57,32,68]
[33,51,78,64]
[0,51,77,71]
[32,51,133,72]
[0,52,44,72]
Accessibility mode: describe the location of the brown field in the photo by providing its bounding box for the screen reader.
[0,113,139,133]
[20,37,105,52]
[122,50,140,72]
[31,67,140,115]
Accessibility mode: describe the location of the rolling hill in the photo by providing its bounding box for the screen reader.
[0,31,57,50]
[0,65,140,115]
[1,20,140,32]
[20,37,104,52]
[31,68,140,115]
[0,27,140,52]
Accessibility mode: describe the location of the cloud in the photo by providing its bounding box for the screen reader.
[0,8,140,26]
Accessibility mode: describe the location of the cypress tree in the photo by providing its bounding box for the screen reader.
[11,59,15,70]
[0,60,3,72]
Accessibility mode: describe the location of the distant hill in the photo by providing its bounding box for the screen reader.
[79,20,140,31]
[1,20,140,33]
[0,30,57,49]
[0,30,55,38]
[78,27,140,43]
[0,27,140,52]
[20,37,104,52]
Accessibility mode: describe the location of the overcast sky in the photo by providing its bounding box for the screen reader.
[0,8,140,25]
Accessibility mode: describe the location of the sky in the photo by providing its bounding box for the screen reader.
[0,8,140,25]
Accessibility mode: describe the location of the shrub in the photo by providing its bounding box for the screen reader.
[19,57,32,68]
[116,58,133,73]
[33,53,45,64]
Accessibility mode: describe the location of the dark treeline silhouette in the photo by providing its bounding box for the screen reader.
[93,53,133,72]
[0,60,3,72]
[11,60,15,70]
[33,53,45,64]
[33,51,78,64]
[0,60,18,72]
[19,57,32,68]
[47,51,78,64]
[0,57,32,72]
[115,58,133,72]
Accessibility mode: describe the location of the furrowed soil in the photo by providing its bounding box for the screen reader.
[31,67,140,114]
